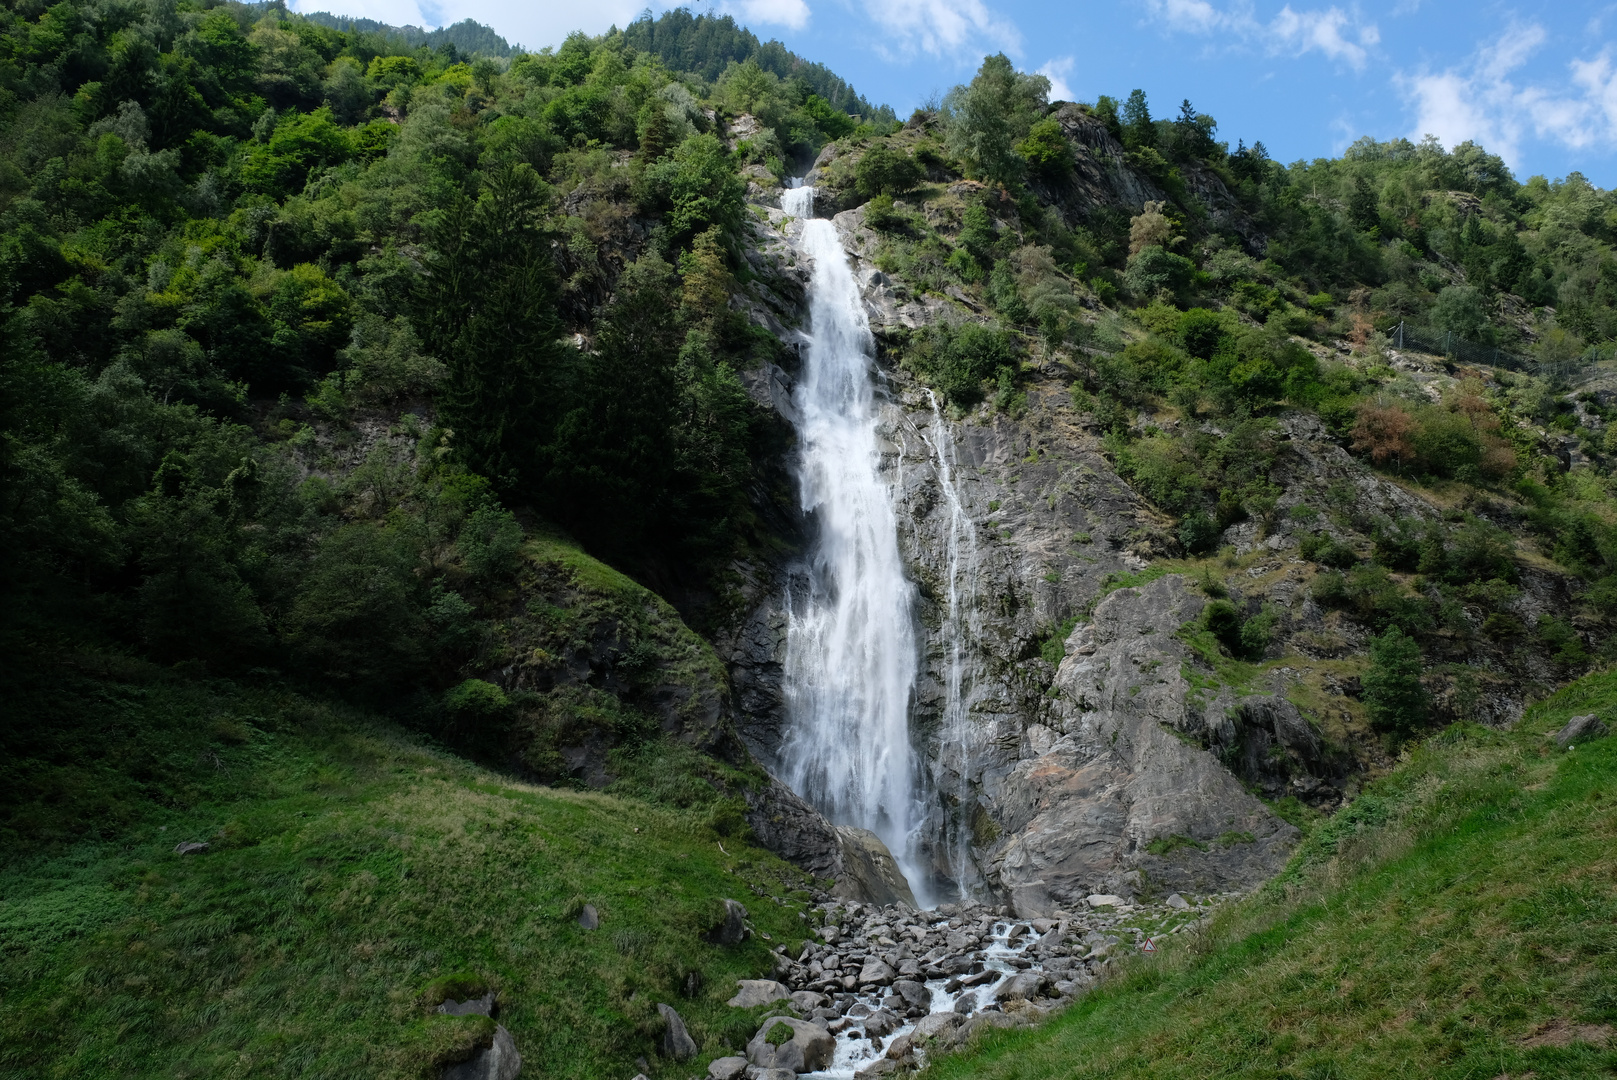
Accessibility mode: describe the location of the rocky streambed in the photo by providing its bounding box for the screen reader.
[713,891,1223,1079]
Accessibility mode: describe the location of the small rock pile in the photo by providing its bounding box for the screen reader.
[714,891,1222,1078]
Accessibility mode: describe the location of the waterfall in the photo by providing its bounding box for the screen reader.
[924,392,983,900]
[777,180,930,902]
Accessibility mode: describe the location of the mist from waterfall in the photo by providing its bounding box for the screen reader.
[924,392,984,901]
[778,180,930,903]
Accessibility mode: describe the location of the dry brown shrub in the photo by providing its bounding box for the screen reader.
[1352,399,1418,469]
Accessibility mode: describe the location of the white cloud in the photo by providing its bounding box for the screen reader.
[1269,5,1377,69]
[723,0,812,31]
[1038,56,1076,102]
[1141,0,1379,70]
[1397,23,1617,168]
[859,0,1022,59]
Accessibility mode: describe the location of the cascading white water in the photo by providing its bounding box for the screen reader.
[778,180,929,901]
[924,392,983,899]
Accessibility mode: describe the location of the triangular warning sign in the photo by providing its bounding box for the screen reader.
[1142,938,1157,953]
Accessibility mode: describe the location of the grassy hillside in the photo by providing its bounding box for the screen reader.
[0,660,816,1080]
[919,670,1617,1079]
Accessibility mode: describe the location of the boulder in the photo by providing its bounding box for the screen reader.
[576,904,599,930]
[789,990,829,1013]
[710,899,749,945]
[995,972,1050,1002]
[858,958,896,986]
[862,1008,901,1037]
[656,1003,697,1061]
[890,979,929,1012]
[441,1024,522,1080]
[1166,893,1190,909]
[1556,713,1609,749]
[832,827,918,907]
[1086,894,1126,909]
[707,1057,748,1080]
[746,1016,835,1073]
[727,980,792,1008]
[913,1011,964,1040]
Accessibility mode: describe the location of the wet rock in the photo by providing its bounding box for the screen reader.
[707,1057,748,1080]
[728,980,792,1008]
[1556,713,1609,749]
[441,1024,522,1080]
[576,905,599,930]
[952,991,977,1014]
[863,1008,902,1037]
[656,1003,697,1061]
[833,827,918,907]
[710,900,749,945]
[746,1016,835,1072]
[890,979,929,1012]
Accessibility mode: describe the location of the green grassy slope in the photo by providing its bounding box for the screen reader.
[0,667,813,1080]
[924,672,1617,1080]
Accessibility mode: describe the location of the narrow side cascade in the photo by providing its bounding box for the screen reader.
[777,180,929,901]
[923,392,984,899]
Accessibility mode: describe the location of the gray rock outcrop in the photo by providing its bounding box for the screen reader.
[1556,713,1608,748]
[441,1025,521,1080]
[986,575,1299,913]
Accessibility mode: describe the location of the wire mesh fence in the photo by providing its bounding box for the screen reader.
[1388,321,1605,383]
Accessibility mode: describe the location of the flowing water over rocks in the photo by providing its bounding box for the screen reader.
[721,893,1223,1079]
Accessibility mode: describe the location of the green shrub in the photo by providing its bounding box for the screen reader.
[1179,510,1220,554]
[1202,599,1243,657]
[906,323,1017,406]
[459,506,524,582]
[1363,626,1428,737]
[863,193,905,232]
[1015,117,1073,178]
[854,141,922,196]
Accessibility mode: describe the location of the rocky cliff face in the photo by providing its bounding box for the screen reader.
[718,125,1582,912]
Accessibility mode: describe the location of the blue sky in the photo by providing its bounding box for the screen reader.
[287,0,1617,184]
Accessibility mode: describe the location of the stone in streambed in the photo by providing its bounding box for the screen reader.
[995,971,1051,1002]
[890,979,929,1012]
[789,990,829,1012]
[727,980,791,1008]
[858,958,895,986]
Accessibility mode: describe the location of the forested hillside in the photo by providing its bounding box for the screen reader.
[3,0,1617,1075]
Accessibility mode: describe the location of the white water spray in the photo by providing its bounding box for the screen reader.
[778,181,929,900]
